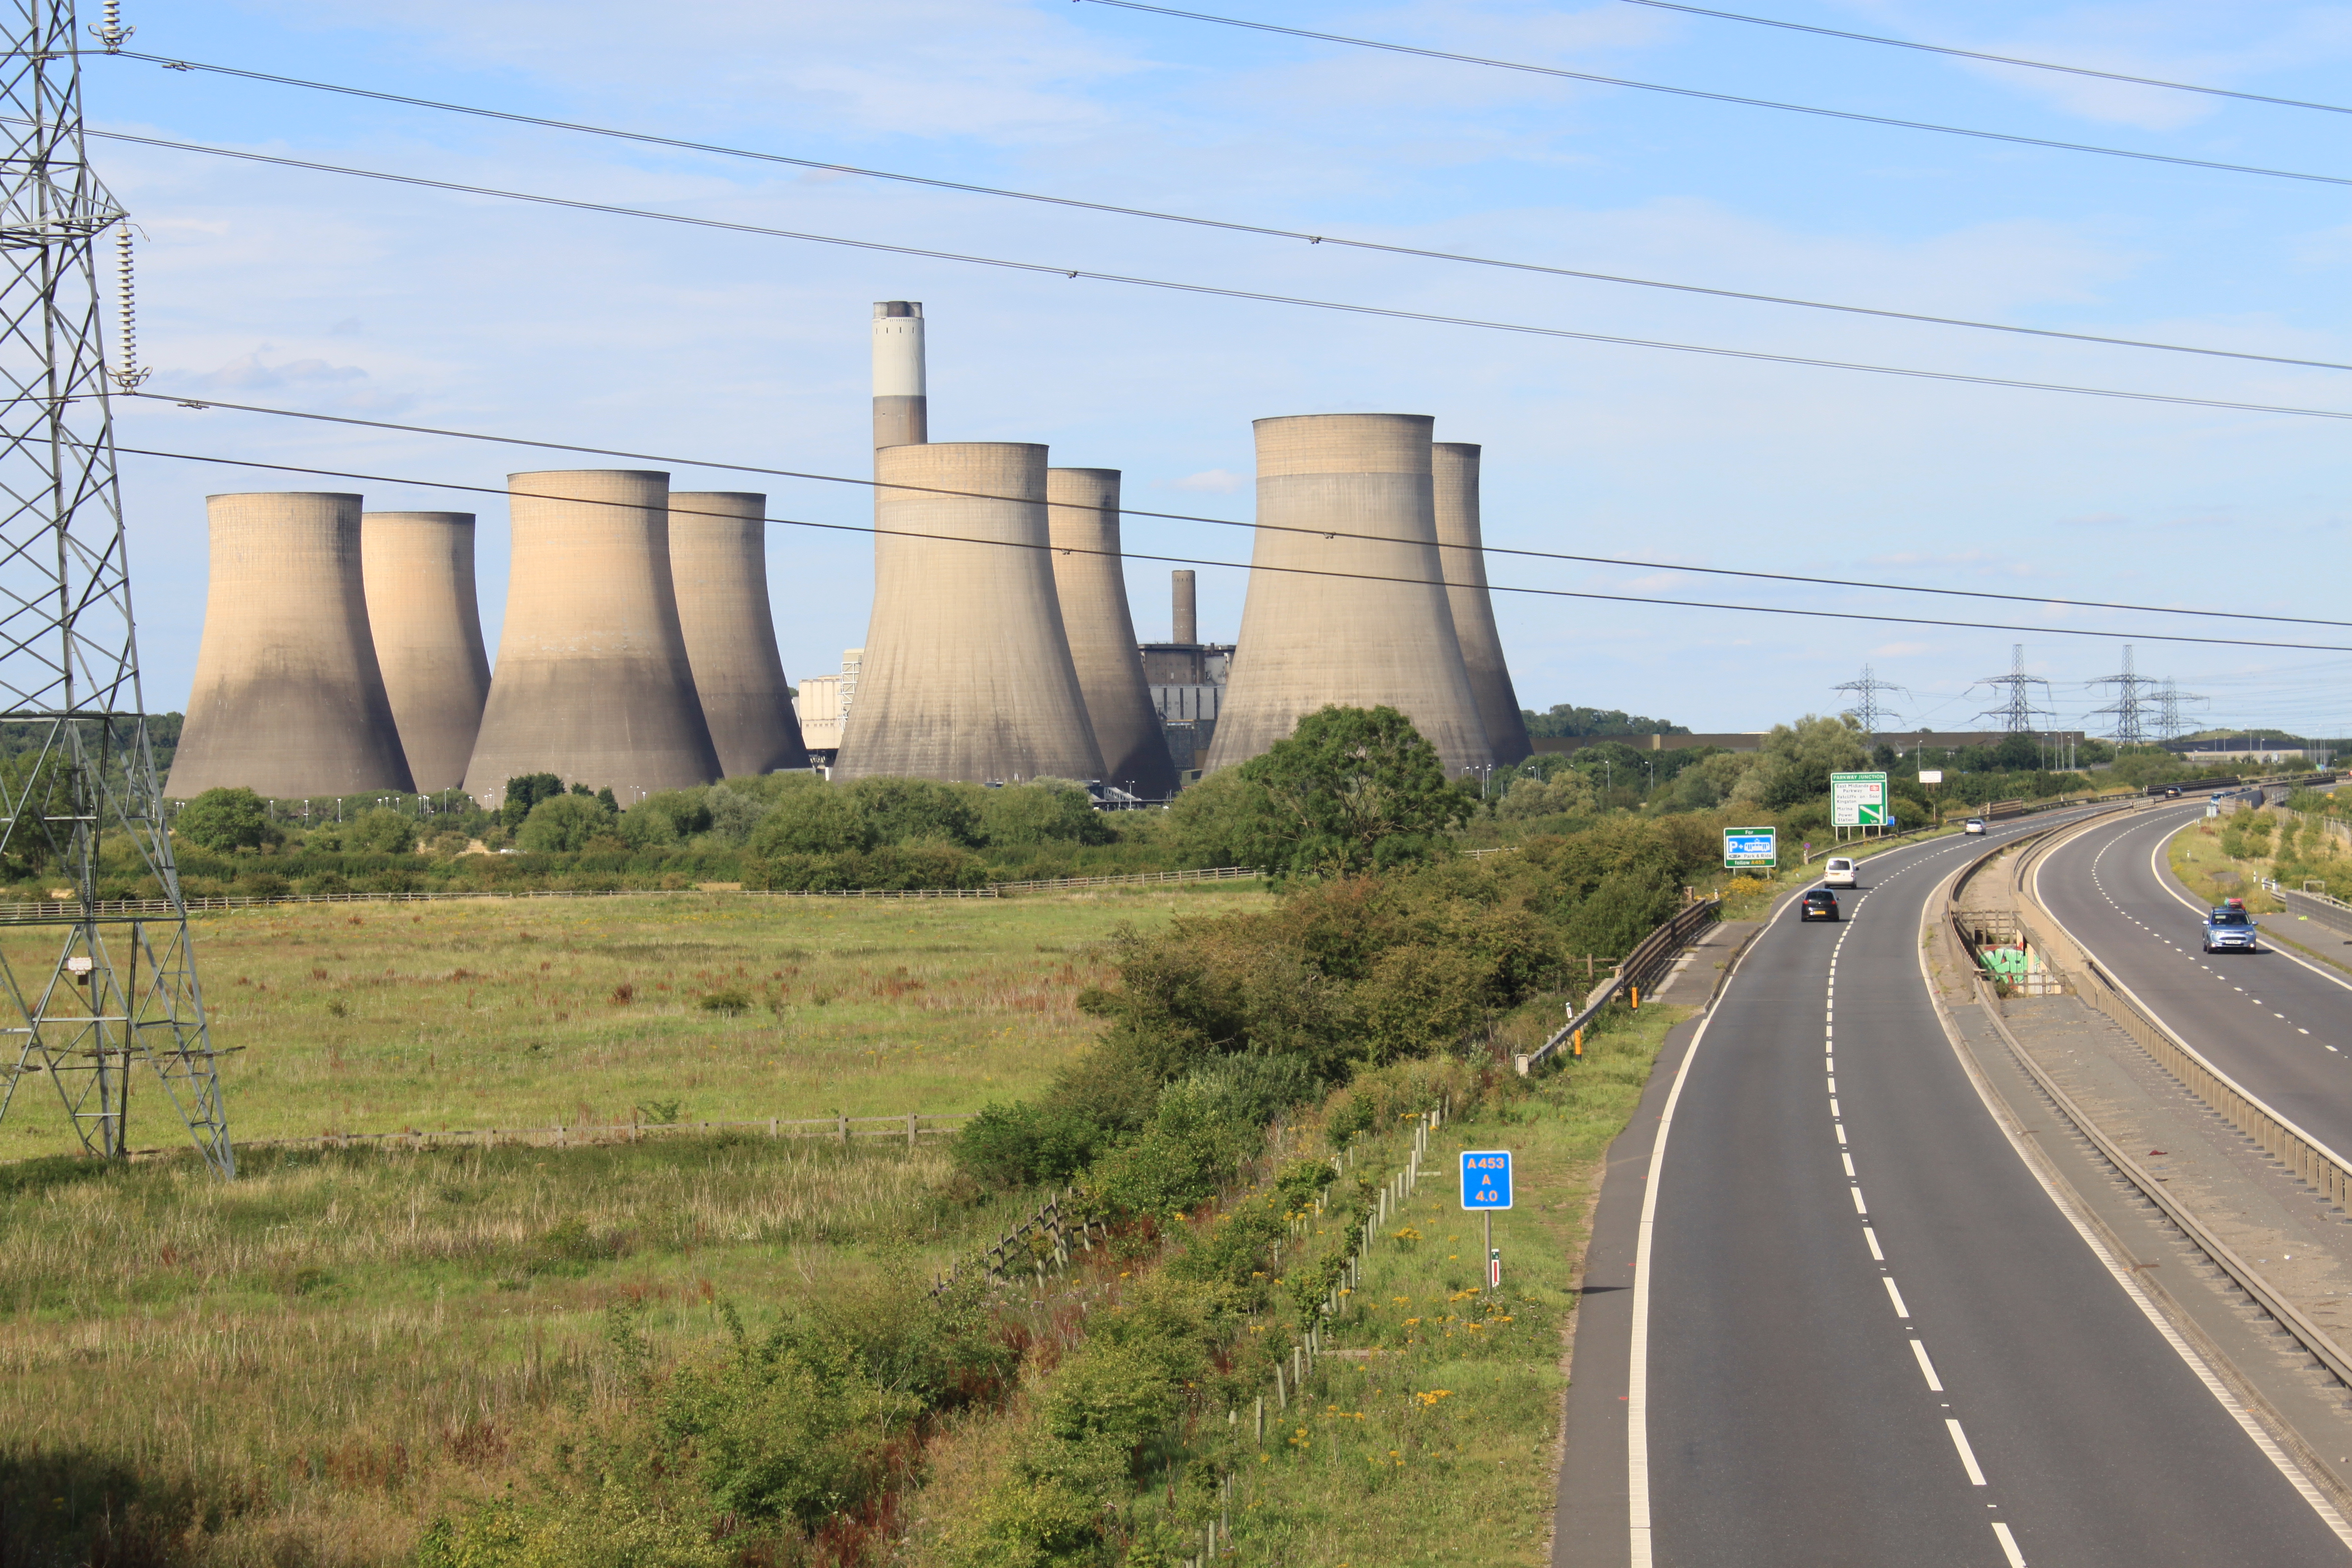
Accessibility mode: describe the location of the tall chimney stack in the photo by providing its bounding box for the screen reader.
[1172,569,1197,644]
[872,301,927,449]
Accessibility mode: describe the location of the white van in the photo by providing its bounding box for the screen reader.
[1822,856,1858,887]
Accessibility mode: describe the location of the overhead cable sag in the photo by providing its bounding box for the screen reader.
[1074,0,2352,191]
[108,443,2352,653]
[116,392,2352,637]
[63,126,2352,426]
[101,53,2352,374]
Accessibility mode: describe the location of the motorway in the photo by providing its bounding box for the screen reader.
[2036,801,2352,1156]
[1558,813,2350,1567]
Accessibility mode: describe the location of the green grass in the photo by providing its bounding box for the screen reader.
[1172,1001,1690,1567]
[2166,815,2280,911]
[0,883,1269,1159]
[0,1131,1051,1566]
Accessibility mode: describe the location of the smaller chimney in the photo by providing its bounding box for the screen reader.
[872,301,927,449]
[1173,569,1197,644]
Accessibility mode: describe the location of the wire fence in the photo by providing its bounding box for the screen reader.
[234,1109,976,1157]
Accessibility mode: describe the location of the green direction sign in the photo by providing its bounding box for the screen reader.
[1830,771,1890,829]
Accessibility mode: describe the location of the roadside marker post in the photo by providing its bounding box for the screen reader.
[1462,1149,1512,1291]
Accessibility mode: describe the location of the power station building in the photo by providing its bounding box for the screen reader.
[1206,414,1494,778]
[361,510,492,793]
[461,470,723,803]
[668,490,809,776]
[1047,468,1177,798]
[835,442,1106,784]
[167,491,415,799]
[1432,443,1532,765]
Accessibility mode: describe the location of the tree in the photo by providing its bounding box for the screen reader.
[1520,704,1687,739]
[1235,705,1471,876]
[500,773,565,832]
[978,780,1112,847]
[842,777,982,847]
[1758,715,1870,809]
[747,785,871,856]
[345,807,419,855]
[174,786,278,851]
[516,793,615,853]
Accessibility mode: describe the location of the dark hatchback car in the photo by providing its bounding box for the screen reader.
[1801,889,1840,922]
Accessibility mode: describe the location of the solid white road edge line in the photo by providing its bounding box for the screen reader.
[1626,887,1797,1568]
[1918,857,2352,1549]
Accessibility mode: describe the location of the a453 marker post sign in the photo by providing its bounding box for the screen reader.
[1461,1149,1512,1290]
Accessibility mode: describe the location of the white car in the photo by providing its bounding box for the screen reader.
[1822,856,1857,887]
[1964,818,1986,834]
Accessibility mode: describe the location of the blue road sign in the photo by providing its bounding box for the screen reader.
[1723,827,1777,869]
[1461,1149,1513,1210]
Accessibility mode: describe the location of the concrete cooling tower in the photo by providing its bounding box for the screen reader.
[834,442,1105,784]
[361,511,492,792]
[460,470,722,804]
[1047,468,1177,799]
[669,490,809,776]
[166,492,414,799]
[873,301,927,449]
[1205,414,1493,777]
[1432,444,1532,766]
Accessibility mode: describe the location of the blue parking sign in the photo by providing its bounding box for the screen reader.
[1461,1149,1513,1210]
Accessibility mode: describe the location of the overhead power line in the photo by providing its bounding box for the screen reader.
[1616,0,2352,117]
[1077,0,2352,192]
[82,128,2352,426]
[125,389,2352,633]
[110,442,2352,653]
[108,54,2352,376]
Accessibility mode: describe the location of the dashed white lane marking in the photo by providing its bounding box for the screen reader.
[1883,1276,1911,1318]
[1947,1419,1989,1486]
[1834,1122,1847,1146]
[1993,1521,2027,1567]
[1863,1226,1883,1261]
[1842,1152,1857,1177]
[1910,1338,1945,1392]
[1852,1186,1868,1215]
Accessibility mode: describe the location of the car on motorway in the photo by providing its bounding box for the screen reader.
[1822,856,1857,887]
[1963,817,1987,834]
[1800,889,1840,922]
[2164,786,2183,798]
[2203,899,2260,954]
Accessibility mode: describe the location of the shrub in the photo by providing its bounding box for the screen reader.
[699,987,751,1016]
[979,781,1112,848]
[517,794,615,853]
[173,787,277,851]
[344,807,419,855]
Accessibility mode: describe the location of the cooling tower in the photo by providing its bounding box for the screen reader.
[1047,469,1177,798]
[873,301,927,449]
[165,493,414,799]
[669,490,809,776]
[1432,444,1532,766]
[835,443,1105,784]
[361,511,492,792]
[460,470,722,804]
[1172,569,1197,644]
[1205,415,1493,777]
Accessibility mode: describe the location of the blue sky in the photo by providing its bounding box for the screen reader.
[98,0,2352,737]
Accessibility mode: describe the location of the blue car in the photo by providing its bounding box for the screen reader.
[2203,900,2259,954]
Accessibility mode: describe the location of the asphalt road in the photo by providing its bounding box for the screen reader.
[1569,815,2348,1567]
[2036,802,2352,1156]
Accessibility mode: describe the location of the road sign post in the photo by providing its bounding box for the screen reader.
[1462,1149,1512,1290]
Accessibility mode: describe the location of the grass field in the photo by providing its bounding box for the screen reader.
[2167,815,2279,911]
[0,1130,1054,1566]
[0,884,1268,1159]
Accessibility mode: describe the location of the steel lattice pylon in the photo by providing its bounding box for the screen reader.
[0,0,229,1174]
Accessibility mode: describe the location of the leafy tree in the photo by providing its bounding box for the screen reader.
[500,773,565,832]
[703,781,776,846]
[747,785,872,856]
[174,786,277,851]
[842,777,982,847]
[1521,704,1687,738]
[344,807,419,855]
[1234,705,1471,876]
[516,793,615,853]
[977,780,1112,848]
[1758,715,1870,809]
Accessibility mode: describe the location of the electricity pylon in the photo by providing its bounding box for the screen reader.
[2085,644,2156,747]
[1832,663,1906,743]
[1971,644,2054,734]
[0,1,230,1173]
